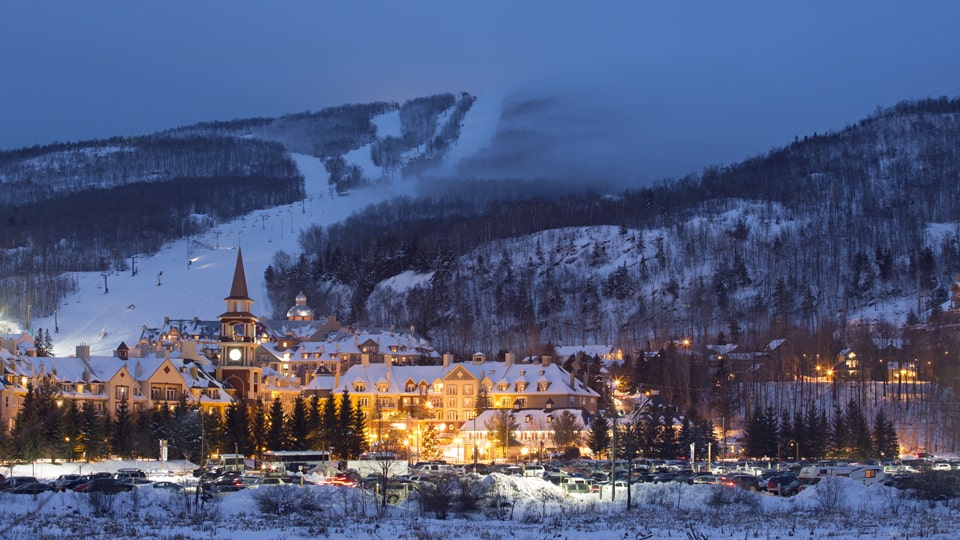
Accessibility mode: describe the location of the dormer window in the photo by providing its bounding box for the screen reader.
[537,382,549,392]
[377,383,388,393]
[497,383,508,392]
[353,382,366,392]
[405,382,417,392]
[515,382,527,392]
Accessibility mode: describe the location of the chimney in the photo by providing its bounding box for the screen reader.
[541,355,552,368]
[443,353,453,367]
[361,353,370,367]
[385,355,392,369]
[569,370,576,389]
[76,344,90,361]
[190,365,199,380]
[505,352,514,369]
[135,361,143,379]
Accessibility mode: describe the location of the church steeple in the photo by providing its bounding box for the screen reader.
[219,248,257,365]
[226,248,251,301]
[217,248,262,405]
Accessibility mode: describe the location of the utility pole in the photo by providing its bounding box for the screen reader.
[101,272,109,294]
[130,255,139,277]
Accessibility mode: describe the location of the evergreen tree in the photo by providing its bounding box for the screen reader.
[267,399,288,450]
[829,404,847,457]
[348,401,368,458]
[33,329,51,357]
[872,409,899,460]
[742,402,767,458]
[11,384,43,462]
[485,408,519,460]
[307,394,322,448]
[805,403,828,460]
[588,414,612,459]
[419,423,442,461]
[845,399,872,460]
[62,400,83,460]
[320,396,338,454]
[335,389,355,456]
[551,410,583,450]
[131,408,156,460]
[289,395,310,450]
[110,399,135,458]
[80,402,106,460]
[250,398,268,460]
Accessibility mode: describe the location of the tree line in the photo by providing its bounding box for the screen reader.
[0,378,368,465]
[741,398,899,462]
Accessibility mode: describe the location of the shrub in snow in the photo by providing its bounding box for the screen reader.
[85,491,120,517]
[251,485,326,516]
[901,470,960,502]
[457,474,491,511]
[814,477,846,514]
[418,476,458,519]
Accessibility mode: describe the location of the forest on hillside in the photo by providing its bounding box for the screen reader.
[265,97,960,371]
[0,93,472,325]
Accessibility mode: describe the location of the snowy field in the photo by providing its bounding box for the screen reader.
[1,460,958,539]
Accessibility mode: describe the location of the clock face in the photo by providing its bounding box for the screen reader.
[228,348,242,362]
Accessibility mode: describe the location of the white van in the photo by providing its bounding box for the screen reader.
[522,464,545,477]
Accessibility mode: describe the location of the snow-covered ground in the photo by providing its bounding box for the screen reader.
[1,459,958,539]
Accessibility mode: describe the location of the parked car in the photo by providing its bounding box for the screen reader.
[246,476,294,489]
[766,473,800,496]
[54,474,84,492]
[9,481,55,495]
[0,476,39,492]
[522,464,546,477]
[115,468,146,483]
[721,474,761,491]
[692,474,722,485]
[201,471,244,492]
[150,481,184,492]
[74,477,134,493]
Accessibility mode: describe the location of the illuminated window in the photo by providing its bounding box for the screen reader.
[447,385,458,395]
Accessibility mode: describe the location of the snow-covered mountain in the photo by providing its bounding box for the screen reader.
[4,94,960,364]
[12,153,407,356]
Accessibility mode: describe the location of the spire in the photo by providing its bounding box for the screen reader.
[226,248,251,300]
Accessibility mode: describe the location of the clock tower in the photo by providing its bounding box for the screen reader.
[216,248,262,403]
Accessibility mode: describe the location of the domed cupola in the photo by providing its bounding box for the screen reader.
[286,291,315,321]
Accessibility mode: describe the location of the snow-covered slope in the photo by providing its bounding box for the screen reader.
[24,154,414,356]
[18,91,506,356]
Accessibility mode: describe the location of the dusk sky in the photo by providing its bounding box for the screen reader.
[3,1,960,181]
